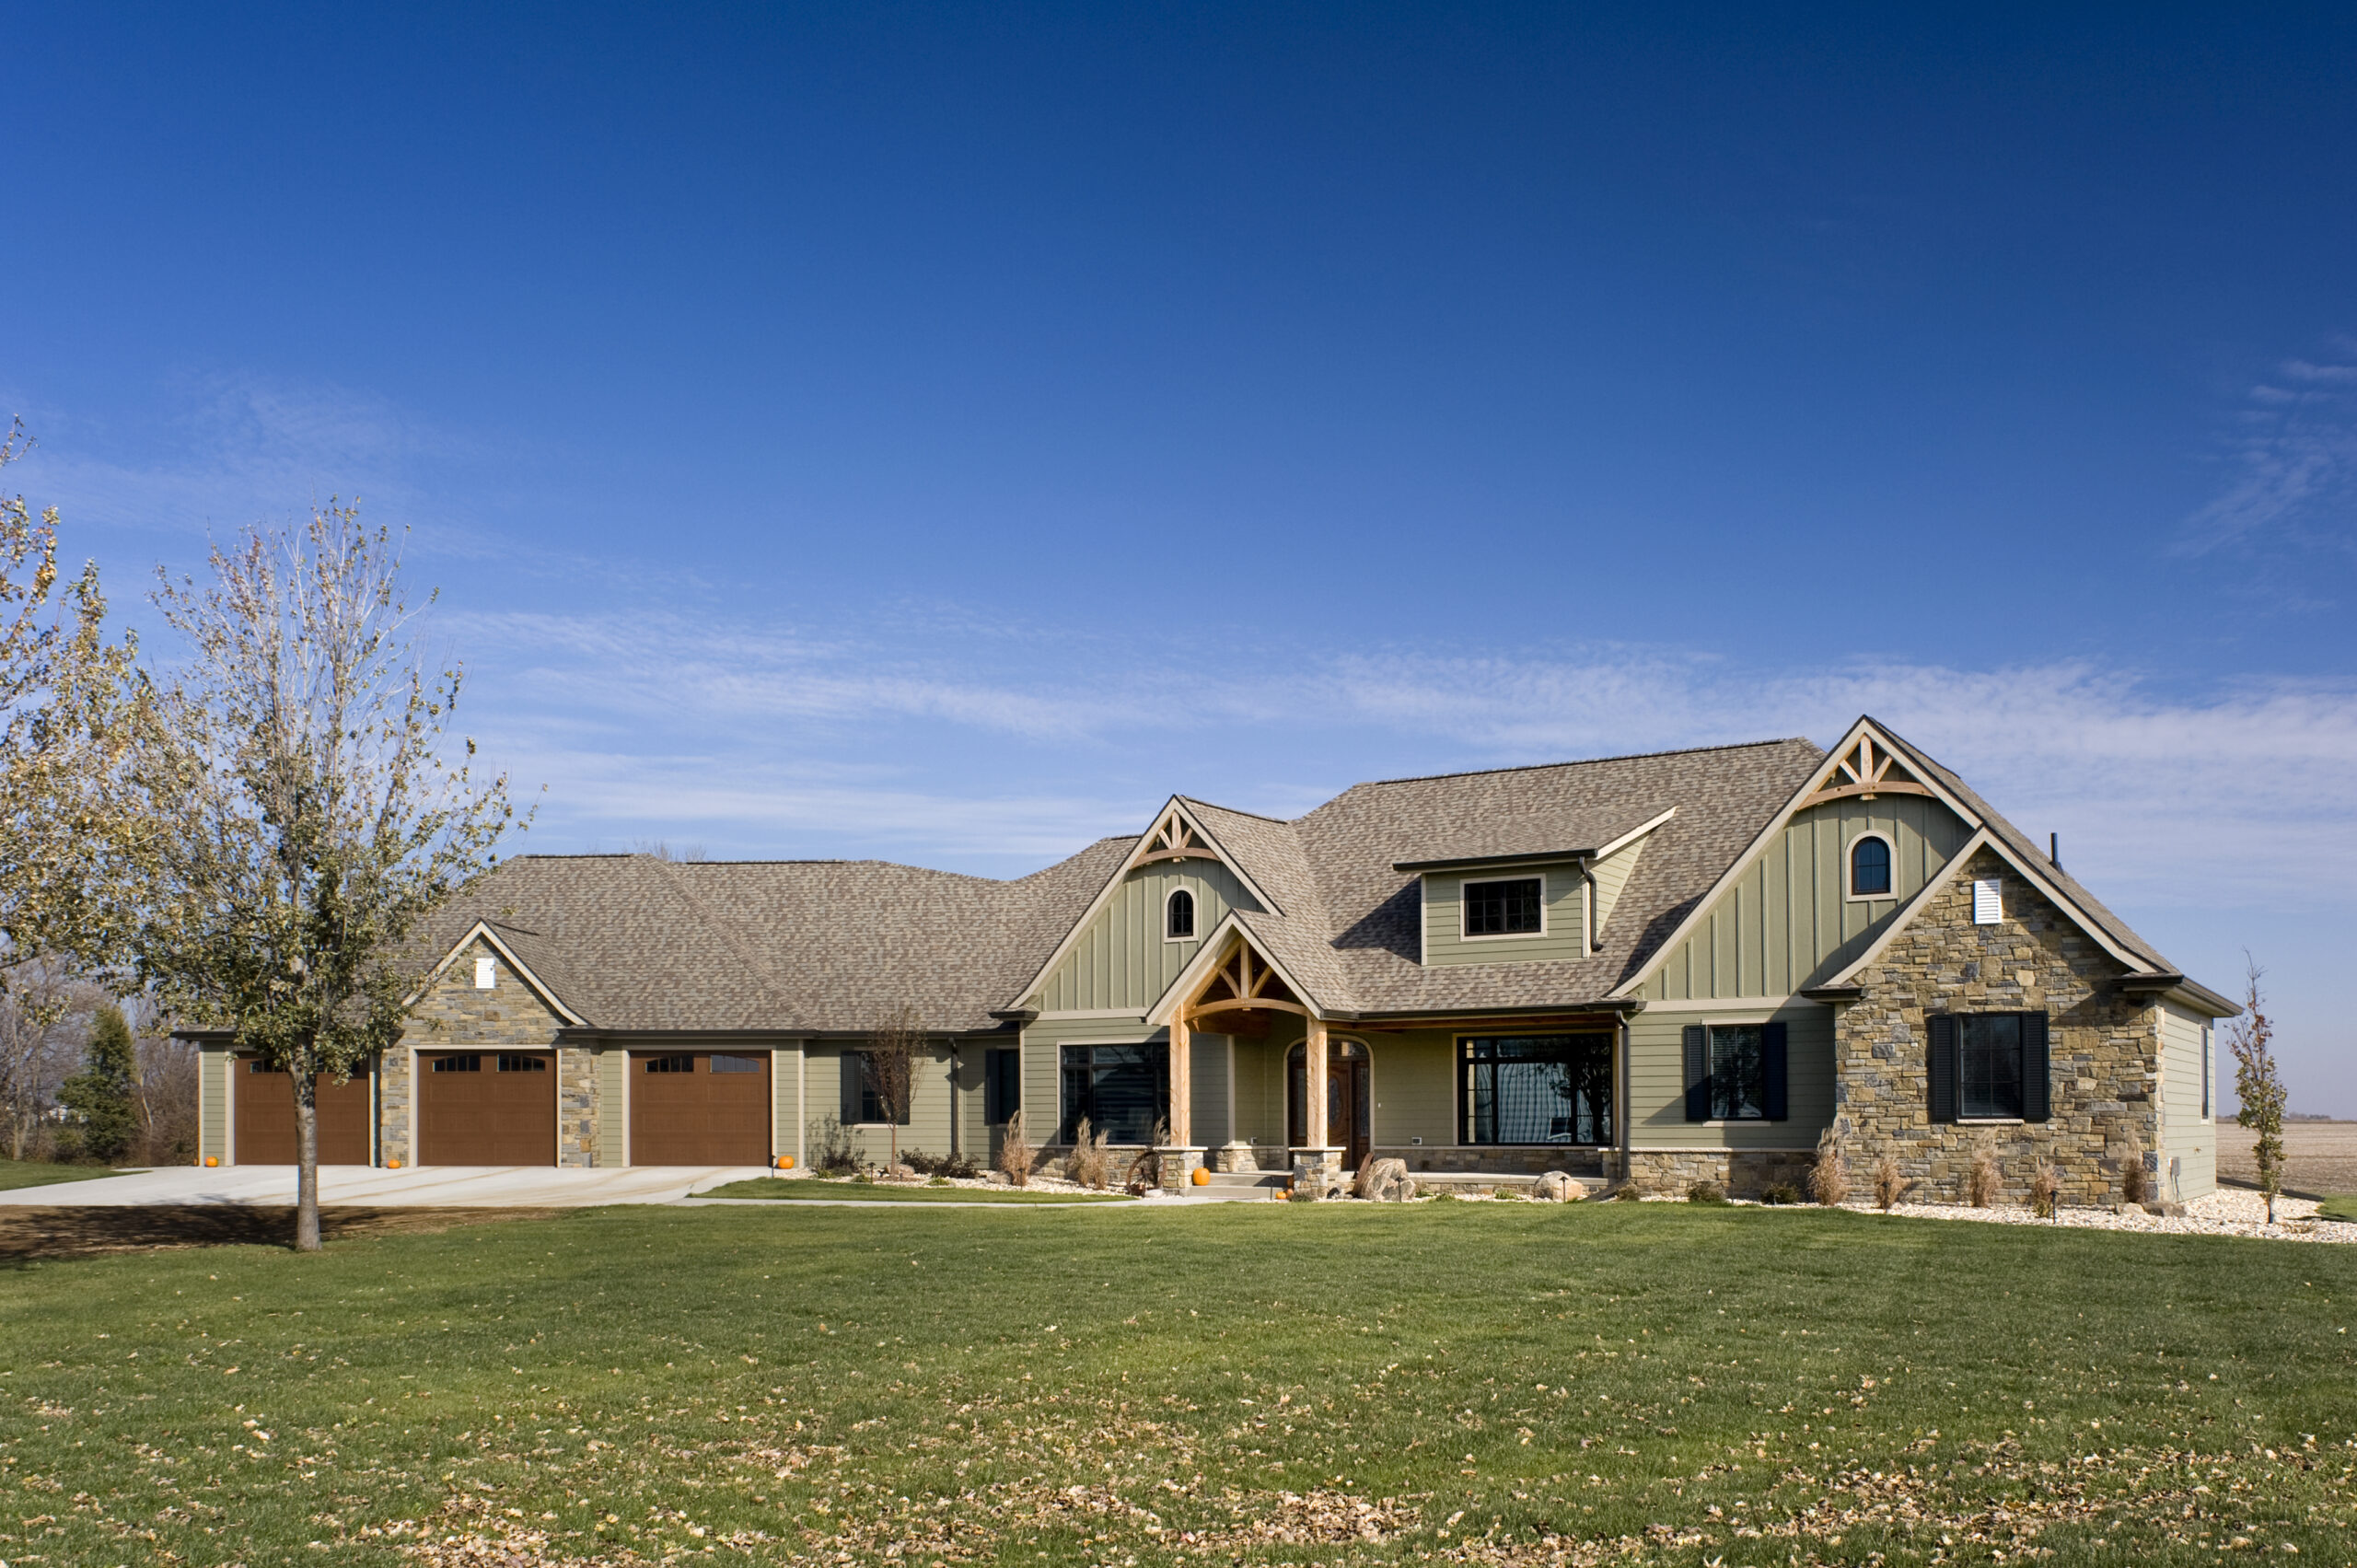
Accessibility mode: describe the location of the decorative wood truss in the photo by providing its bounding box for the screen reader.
[1801,732,1933,807]
[1132,805,1221,868]
[1180,936,1307,1033]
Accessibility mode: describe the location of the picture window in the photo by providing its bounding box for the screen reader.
[1458,1034,1613,1144]
[1058,1042,1167,1144]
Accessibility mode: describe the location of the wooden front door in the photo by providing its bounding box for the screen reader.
[629,1051,771,1166]
[234,1057,374,1165]
[417,1051,557,1165]
[1331,1051,1371,1169]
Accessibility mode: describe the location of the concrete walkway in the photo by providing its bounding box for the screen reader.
[0,1165,775,1208]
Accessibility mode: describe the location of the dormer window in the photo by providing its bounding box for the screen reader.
[1165,888,1196,941]
[1463,877,1543,937]
[1848,834,1893,899]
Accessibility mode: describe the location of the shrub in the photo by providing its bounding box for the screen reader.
[1874,1151,1908,1212]
[1808,1128,1851,1207]
[1966,1137,2000,1208]
[1065,1117,1113,1190]
[995,1108,1035,1189]
[2030,1159,2061,1219]
[1609,1183,1644,1202]
[1687,1180,1728,1205]
[810,1115,859,1176]
[2119,1129,2152,1206]
[1760,1182,1803,1206]
[905,1151,981,1179]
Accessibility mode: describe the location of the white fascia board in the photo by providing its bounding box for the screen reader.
[1608,716,1983,1001]
[1816,825,2147,989]
[408,920,588,1027]
[1594,806,1678,861]
[1005,796,1278,1012]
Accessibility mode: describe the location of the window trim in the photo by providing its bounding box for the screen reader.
[1458,874,1548,941]
[1055,1038,1169,1146]
[1844,831,1896,902]
[1163,886,1197,944]
[1455,1030,1616,1146]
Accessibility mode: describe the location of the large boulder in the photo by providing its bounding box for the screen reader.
[1354,1157,1412,1202]
[1531,1171,1591,1202]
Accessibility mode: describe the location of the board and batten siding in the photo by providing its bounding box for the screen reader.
[2157,1003,2216,1200]
[1641,796,1972,1001]
[1422,863,1585,967]
[1034,863,1259,1013]
[200,1045,230,1164]
[1628,1003,1834,1150]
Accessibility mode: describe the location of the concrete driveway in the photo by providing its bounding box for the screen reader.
[0,1165,773,1208]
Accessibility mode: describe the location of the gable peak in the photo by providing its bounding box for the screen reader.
[1802,725,1934,808]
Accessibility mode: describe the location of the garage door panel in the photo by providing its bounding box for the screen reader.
[233,1059,373,1165]
[630,1051,769,1166]
[418,1051,556,1165]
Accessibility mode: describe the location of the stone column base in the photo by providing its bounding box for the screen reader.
[1211,1142,1260,1173]
[1155,1146,1206,1191]
[1289,1146,1345,1197]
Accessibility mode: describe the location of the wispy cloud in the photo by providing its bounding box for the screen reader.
[2178,343,2357,556]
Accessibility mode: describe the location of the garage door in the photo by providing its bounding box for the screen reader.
[234,1057,374,1165]
[417,1051,556,1166]
[630,1051,771,1166]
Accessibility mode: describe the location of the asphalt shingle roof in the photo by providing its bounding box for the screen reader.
[417,725,2209,1033]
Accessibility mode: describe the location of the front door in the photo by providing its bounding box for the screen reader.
[1287,1039,1373,1168]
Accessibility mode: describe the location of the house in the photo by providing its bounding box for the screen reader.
[193,717,2238,1204]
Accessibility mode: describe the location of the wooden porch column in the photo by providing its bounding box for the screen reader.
[1304,1016,1329,1150]
[1167,1011,1191,1148]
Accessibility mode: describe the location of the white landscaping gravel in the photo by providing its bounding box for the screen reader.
[1832,1186,2352,1243]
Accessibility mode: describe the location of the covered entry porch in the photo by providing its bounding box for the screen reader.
[1150,931,1630,1189]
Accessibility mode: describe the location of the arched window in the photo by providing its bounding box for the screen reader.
[1165,888,1195,940]
[1849,834,1893,898]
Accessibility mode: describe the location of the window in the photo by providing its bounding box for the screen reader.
[1681,1023,1788,1121]
[1460,1034,1613,1144]
[643,1054,694,1074]
[1927,1012,2049,1123]
[247,1060,287,1074]
[1058,1043,1167,1144]
[1165,888,1195,940]
[433,1054,482,1073]
[710,1053,763,1074]
[1462,877,1543,937]
[984,1048,1021,1126]
[1849,835,1892,898]
[839,1051,909,1124]
[494,1054,546,1073]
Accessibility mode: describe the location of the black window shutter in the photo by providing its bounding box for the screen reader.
[1683,1026,1709,1122]
[2022,1012,2050,1123]
[1762,1021,1788,1121]
[1927,1015,1957,1123]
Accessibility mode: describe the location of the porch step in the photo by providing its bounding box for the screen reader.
[1197,1169,1288,1190]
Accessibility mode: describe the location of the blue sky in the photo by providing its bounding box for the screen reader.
[5,6,2353,1109]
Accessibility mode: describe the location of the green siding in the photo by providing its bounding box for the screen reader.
[200,1045,229,1164]
[1589,834,1651,945]
[800,1041,962,1165]
[772,1044,804,1166]
[1035,863,1260,1012]
[597,1049,627,1167]
[1642,796,1973,1000]
[2157,1003,2215,1199]
[1361,1030,1456,1147]
[1422,864,1585,967]
[1627,1004,1832,1150]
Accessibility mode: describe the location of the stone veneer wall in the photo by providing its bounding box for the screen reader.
[395,938,585,1165]
[1624,1150,1816,1197]
[1833,847,2158,1207]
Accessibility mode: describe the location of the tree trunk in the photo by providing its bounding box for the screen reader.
[292,1063,322,1252]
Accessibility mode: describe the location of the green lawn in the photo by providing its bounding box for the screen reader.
[700,1177,1132,1203]
[2318,1195,2357,1223]
[1,1203,2351,1567]
[0,1156,131,1191]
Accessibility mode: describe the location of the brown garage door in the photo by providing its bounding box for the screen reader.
[417,1051,556,1166]
[630,1051,771,1166]
[234,1057,374,1165]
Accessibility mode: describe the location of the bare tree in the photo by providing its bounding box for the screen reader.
[119,504,527,1249]
[866,1005,922,1173]
[2228,955,2286,1223]
[0,955,104,1159]
[126,994,199,1166]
